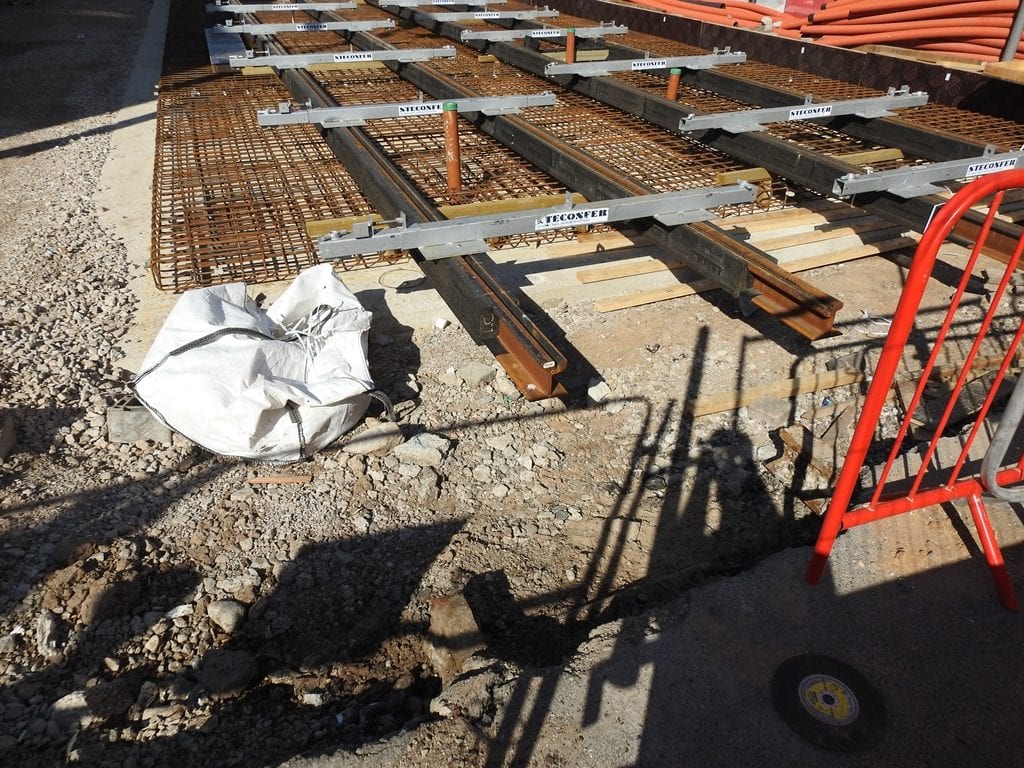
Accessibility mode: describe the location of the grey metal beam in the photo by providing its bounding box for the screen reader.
[460,24,627,42]
[257,92,558,126]
[545,50,745,77]
[381,0,506,5]
[206,2,356,12]
[833,147,1024,198]
[420,9,559,22]
[228,46,457,68]
[211,20,394,33]
[679,87,929,133]
[317,184,757,261]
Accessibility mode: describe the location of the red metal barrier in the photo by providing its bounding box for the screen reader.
[806,169,1024,610]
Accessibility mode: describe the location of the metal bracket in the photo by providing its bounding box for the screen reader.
[833,145,1024,198]
[381,0,506,5]
[545,48,745,77]
[206,2,356,12]
[317,184,757,261]
[211,20,395,34]
[258,92,557,127]
[460,23,628,42]
[229,47,457,69]
[422,9,559,22]
[678,86,929,133]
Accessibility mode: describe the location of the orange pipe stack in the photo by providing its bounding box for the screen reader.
[795,0,1024,61]
[623,0,806,37]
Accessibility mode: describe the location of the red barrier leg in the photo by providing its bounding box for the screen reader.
[966,494,1019,611]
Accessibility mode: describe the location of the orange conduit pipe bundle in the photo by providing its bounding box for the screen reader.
[794,0,1024,61]
[623,0,805,37]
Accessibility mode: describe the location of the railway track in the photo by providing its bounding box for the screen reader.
[154,0,1024,397]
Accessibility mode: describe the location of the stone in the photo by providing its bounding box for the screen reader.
[587,378,613,405]
[106,405,172,444]
[342,419,404,455]
[456,362,496,388]
[207,599,246,634]
[491,483,509,499]
[195,649,259,696]
[0,409,15,460]
[79,578,142,625]
[84,677,139,722]
[423,595,484,688]
[393,433,451,468]
[51,691,94,727]
[747,396,793,428]
[35,609,66,660]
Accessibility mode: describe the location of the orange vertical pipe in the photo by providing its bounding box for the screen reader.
[565,27,576,65]
[443,102,461,193]
[666,67,681,100]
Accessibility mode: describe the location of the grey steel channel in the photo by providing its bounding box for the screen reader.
[235,25,570,399]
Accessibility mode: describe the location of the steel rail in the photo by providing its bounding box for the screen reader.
[595,36,1004,163]
[426,13,1024,263]
[333,17,840,340]
[238,17,570,400]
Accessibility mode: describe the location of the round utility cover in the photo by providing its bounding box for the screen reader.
[771,654,886,752]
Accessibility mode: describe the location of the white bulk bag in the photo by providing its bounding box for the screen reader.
[134,264,374,463]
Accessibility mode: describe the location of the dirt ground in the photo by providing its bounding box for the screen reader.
[1,2,1022,767]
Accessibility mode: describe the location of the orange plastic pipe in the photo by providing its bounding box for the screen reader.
[565,27,576,64]
[624,0,760,27]
[848,0,1015,21]
[802,17,1016,36]
[815,26,1019,45]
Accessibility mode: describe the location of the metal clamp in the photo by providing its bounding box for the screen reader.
[460,23,628,42]
[421,9,559,22]
[317,184,757,261]
[833,145,1024,198]
[679,86,929,134]
[212,20,395,34]
[545,48,745,77]
[258,92,558,127]
[206,2,356,12]
[229,47,457,69]
[380,0,506,5]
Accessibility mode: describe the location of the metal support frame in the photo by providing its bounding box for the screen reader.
[229,47,457,68]
[460,24,627,42]
[544,49,745,77]
[257,92,557,126]
[833,146,1024,198]
[211,20,394,34]
[421,9,559,22]
[678,86,929,133]
[206,2,356,12]
[317,184,757,261]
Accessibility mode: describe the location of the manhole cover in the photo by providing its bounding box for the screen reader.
[771,654,886,752]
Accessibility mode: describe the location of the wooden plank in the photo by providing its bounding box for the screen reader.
[713,199,849,229]
[983,60,1024,84]
[686,368,866,417]
[306,213,383,240]
[437,193,587,220]
[835,147,904,165]
[542,231,637,257]
[719,206,867,235]
[714,167,771,186]
[577,255,688,284]
[752,217,892,253]
[247,475,313,485]
[767,227,907,263]
[593,235,918,312]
